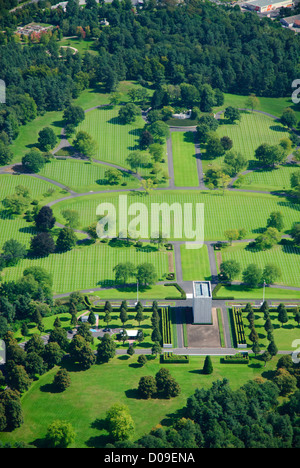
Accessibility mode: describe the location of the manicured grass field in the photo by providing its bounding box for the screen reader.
[2,242,171,295]
[215,93,300,122]
[180,244,211,281]
[241,309,300,351]
[216,112,288,162]
[51,190,300,241]
[9,111,64,164]
[171,131,199,187]
[76,106,145,169]
[0,174,63,248]
[215,285,300,300]
[202,111,289,176]
[39,159,140,193]
[221,242,300,288]
[234,164,298,192]
[0,355,278,448]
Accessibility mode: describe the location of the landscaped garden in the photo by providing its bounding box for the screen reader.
[0,354,279,448]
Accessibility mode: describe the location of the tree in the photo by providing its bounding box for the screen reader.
[203,356,213,375]
[69,335,96,369]
[73,131,97,160]
[136,263,157,286]
[61,209,80,229]
[46,420,76,448]
[118,103,141,124]
[261,350,272,367]
[126,150,150,173]
[35,206,56,231]
[138,376,157,399]
[281,108,297,129]
[113,262,136,284]
[38,127,57,151]
[0,139,13,165]
[263,264,281,285]
[267,211,284,232]
[22,149,46,173]
[135,308,145,326]
[53,369,71,392]
[105,168,123,185]
[291,223,300,246]
[268,339,278,357]
[206,133,225,159]
[97,333,116,362]
[220,260,241,281]
[245,94,260,112]
[278,303,288,327]
[6,363,31,393]
[151,342,162,357]
[56,227,77,252]
[1,239,26,266]
[43,342,64,369]
[106,404,135,441]
[255,227,281,251]
[254,143,286,168]
[0,389,24,431]
[273,368,297,396]
[30,232,55,257]
[137,355,147,367]
[147,120,170,144]
[224,229,239,245]
[63,105,85,126]
[127,345,135,357]
[224,151,247,176]
[224,107,241,124]
[242,264,262,288]
[120,308,128,326]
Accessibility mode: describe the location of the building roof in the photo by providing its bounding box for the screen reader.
[245,0,293,6]
[281,14,300,23]
[193,281,212,298]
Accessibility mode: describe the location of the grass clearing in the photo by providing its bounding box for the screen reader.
[1,242,171,295]
[9,111,64,164]
[39,159,140,193]
[234,164,298,192]
[221,241,300,288]
[171,131,199,187]
[0,355,279,448]
[76,105,145,169]
[180,244,211,281]
[51,190,300,241]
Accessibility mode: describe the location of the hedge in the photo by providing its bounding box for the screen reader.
[161,352,189,364]
[222,353,249,364]
[164,283,186,299]
[232,307,247,347]
[161,307,172,346]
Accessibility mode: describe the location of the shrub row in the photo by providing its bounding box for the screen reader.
[164,283,186,299]
[161,352,189,364]
[161,307,172,345]
[222,353,249,364]
[232,307,247,347]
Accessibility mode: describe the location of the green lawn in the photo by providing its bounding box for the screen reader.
[180,244,211,281]
[51,190,300,242]
[202,111,289,176]
[39,159,140,193]
[215,93,300,122]
[171,131,199,187]
[9,111,64,164]
[76,105,145,169]
[215,285,300,300]
[2,242,171,295]
[0,174,65,249]
[221,241,300,288]
[0,355,279,448]
[234,164,299,192]
[58,37,98,55]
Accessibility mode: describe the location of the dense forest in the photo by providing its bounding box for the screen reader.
[0,0,299,163]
